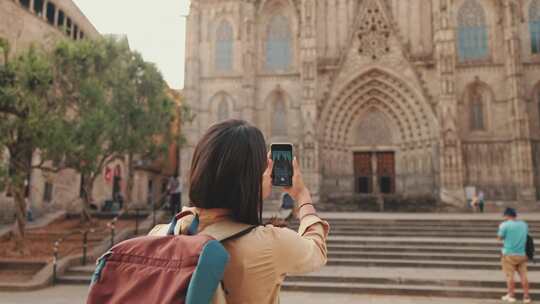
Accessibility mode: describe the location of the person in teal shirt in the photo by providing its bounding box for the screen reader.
[497,208,531,303]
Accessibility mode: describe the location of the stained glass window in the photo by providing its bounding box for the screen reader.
[216,20,233,71]
[457,0,489,61]
[530,0,540,54]
[272,99,287,136]
[217,97,230,122]
[266,15,291,70]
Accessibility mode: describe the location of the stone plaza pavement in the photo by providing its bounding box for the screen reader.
[0,285,504,304]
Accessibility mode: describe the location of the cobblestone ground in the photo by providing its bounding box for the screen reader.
[0,285,503,304]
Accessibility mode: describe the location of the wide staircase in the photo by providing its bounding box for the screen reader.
[57,215,540,300]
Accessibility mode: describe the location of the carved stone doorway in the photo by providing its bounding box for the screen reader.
[354,151,395,194]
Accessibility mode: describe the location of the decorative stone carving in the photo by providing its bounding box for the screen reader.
[356,110,394,146]
[356,0,391,60]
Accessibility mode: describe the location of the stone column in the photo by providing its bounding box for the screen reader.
[300,0,321,202]
[180,1,202,206]
[54,5,59,26]
[29,0,34,12]
[434,0,465,205]
[502,0,536,202]
[240,2,256,123]
[42,0,47,20]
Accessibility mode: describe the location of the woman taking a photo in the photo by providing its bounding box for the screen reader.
[181,119,329,303]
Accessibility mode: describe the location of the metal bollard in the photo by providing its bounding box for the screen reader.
[82,231,88,265]
[53,242,58,285]
[135,209,139,235]
[110,223,115,248]
[152,200,156,227]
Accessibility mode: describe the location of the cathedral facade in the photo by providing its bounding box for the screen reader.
[182,0,540,206]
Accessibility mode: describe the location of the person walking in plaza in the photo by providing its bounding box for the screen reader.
[177,120,329,303]
[478,190,485,213]
[498,207,531,303]
[280,193,296,222]
[167,174,182,216]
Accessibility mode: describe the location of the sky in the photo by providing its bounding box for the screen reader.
[73,0,190,89]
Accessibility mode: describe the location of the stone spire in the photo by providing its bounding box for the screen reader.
[501,0,536,201]
[434,0,465,204]
[299,0,320,202]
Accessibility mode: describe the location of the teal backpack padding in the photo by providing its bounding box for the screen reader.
[186,240,230,304]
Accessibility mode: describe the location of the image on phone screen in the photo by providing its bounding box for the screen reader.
[271,145,293,187]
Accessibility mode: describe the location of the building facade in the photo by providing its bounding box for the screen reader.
[183,0,540,206]
[0,0,102,223]
[1,0,186,225]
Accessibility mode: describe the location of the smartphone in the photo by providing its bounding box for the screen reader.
[271,143,293,187]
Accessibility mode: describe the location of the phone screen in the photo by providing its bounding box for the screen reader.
[271,144,293,187]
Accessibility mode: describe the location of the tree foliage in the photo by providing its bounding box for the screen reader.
[0,36,180,248]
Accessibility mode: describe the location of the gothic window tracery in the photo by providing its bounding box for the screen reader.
[356,0,391,60]
[215,20,233,71]
[266,15,292,70]
[457,0,489,62]
[471,99,485,130]
[272,98,288,136]
[468,85,488,131]
[530,0,540,54]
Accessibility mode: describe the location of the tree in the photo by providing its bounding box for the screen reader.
[53,38,135,221]
[0,38,73,251]
[55,37,180,215]
[109,51,175,208]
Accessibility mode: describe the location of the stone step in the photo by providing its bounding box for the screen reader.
[286,274,540,290]
[281,281,539,300]
[292,220,540,225]
[328,238,496,246]
[64,265,96,277]
[326,231,527,238]
[56,275,91,285]
[326,258,540,270]
[327,244,500,254]
[327,251,500,262]
[322,226,540,233]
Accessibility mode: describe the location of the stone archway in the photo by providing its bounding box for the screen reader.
[320,69,438,197]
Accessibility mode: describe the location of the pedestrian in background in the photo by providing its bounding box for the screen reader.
[498,208,531,303]
[280,193,295,222]
[167,174,182,216]
[478,190,485,213]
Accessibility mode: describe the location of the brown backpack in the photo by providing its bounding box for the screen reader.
[87,211,253,304]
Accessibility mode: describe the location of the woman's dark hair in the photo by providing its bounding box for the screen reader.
[189,119,267,225]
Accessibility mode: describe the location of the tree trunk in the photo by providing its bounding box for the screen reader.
[125,153,134,210]
[12,182,27,253]
[9,135,33,253]
[80,174,94,223]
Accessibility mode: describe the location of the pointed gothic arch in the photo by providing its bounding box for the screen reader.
[321,68,437,148]
[461,80,493,132]
[355,108,397,146]
[209,92,235,122]
[265,88,290,138]
[530,0,540,54]
[457,0,489,62]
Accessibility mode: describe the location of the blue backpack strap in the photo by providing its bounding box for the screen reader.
[185,240,229,304]
[90,251,112,285]
[166,216,178,236]
[167,211,200,236]
[186,224,256,304]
